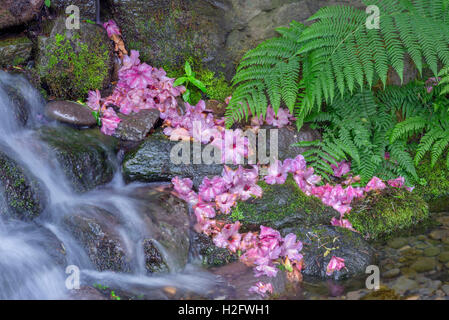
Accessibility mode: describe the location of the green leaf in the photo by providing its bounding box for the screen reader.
[92,111,101,126]
[189,78,207,93]
[173,77,187,87]
[182,89,191,103]
[184,61,192,77]
[45,0,51,7]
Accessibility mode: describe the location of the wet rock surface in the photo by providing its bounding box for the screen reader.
[122,130,224,188]
[37,126,116,192]
[45,101,97,127]
[0,149,47,220]
[0,0,44,29]
[112,109,160,141]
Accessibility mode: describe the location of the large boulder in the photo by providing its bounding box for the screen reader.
[0,35,33,67]
[0,0,44,30]
[107,0,364,78]
[63,206,133,272]
[122,130,224,188]
[45,100,97,127]
[36,17,114,101]
[49,0,98,21]
[0,149,47,220]
[37,126,117,192]
[347,188,429,240]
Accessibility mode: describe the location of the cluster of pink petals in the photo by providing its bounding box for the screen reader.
[326,256,345,276]
[331,161,351,178]
[250,105,295,129]
[249,282,274,298]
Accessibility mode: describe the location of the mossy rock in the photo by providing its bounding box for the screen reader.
[192,232,238,267]
[415,156,449,212]
[0,149,47,220]
[37,126,117,193]
[36,17,113,101]
[231,178,339,231]
[347,188,429,240]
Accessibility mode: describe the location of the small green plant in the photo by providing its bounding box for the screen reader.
[110,291,121,300]
[44,0,51,8]
[174,61,207,105]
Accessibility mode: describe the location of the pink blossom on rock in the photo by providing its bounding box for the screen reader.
[280,233,303,262]
[331,161,351,178]
[331,217,356,231]
[387,176,405,188]
[194,202,216,219]
[364,176,386,192]
[213,222,242,252]
[87,89,101,111]
[326,256,345,276]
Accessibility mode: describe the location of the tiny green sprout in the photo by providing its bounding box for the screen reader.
[45,0,51,8]
[173,61,207,105]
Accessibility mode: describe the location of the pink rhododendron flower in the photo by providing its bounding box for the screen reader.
[103,20,121,38]
[215,192,237,214]
[249,282,273,298]
[280,233,303,262]
[264,160,287,185]
[199,176,226,202]
[87,89,101,111]
[326,256,345,276]
[331,217,356,231]
[100,108,121,135]
[213,222,242,252]
[194,202,216,219]
[387,176,405,188]
[331,161,351,178]
[172,177,193,195]
[122,63,155,89]
[364,176,386,192]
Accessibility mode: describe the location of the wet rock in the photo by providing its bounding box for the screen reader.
[137,190,191,272]
[0,149,47,220]
[45,101,97,127]
[112,109,160,141]
[1,81,31,127]
[63,206,132,272]
[442,284,449,295]
[263,124,321,162]
[0,0,44,29]
[0,35,33,67]
[384,268,401,279]
[234,178,339,231]
[391,276,418,295]
[206,100,227,118]
[36,17,114,100]
[424,246,440,257]
[122,130,224,188]
[69,286,108,300]
[192,232,238,267]
[37,126,116,192]
[284,225,375,280]
[410,257,437,273]
[429,229,449,241]
[388,237,409,249]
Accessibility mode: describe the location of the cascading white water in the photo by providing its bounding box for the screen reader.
[0,72,218,300]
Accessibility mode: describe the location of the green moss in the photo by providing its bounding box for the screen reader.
[231,177,337,231]
[347,188,429,240]
[415,155,449,212]
[39,32,110,100]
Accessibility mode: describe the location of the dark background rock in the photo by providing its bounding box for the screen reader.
[0,0,44,30]
[45,100,97,127]
[37,126,117,192]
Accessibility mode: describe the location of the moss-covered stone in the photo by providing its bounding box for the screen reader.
[0,149,47,220]
[347,188,429,240]
[36,17,113,101]
[415,155,449,212]
[231,177,339,231]
[192,232,238,267]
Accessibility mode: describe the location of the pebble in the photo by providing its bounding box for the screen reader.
[429,229,449,241]
[439,251,449,263]
[45,101,97,126]
[392,276,418,294]
[410,257,437,273]
[424,246,440,257]
[388,237,408,249]
[383,268,401,278]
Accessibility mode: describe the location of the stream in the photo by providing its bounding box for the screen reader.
[0,71,448,300]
